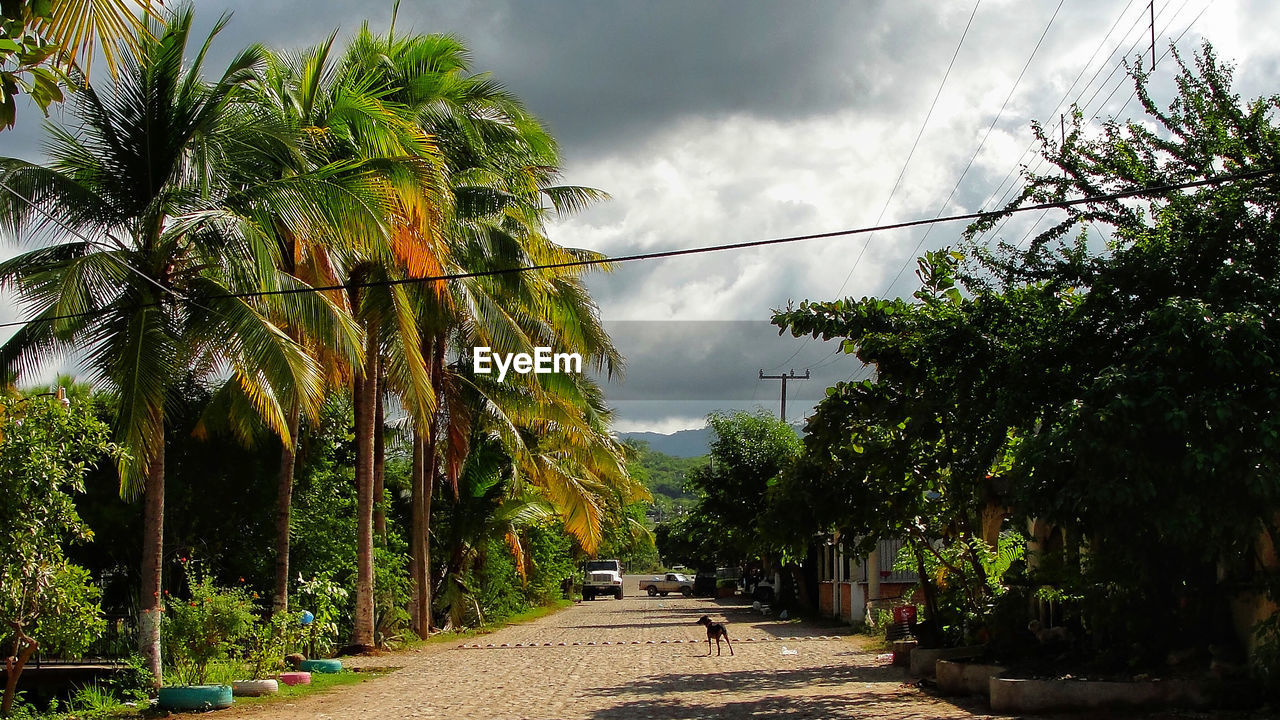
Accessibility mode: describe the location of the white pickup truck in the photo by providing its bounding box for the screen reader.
[639,573,694,597]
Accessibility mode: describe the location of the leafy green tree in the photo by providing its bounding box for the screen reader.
[773,42,1280,664]
[0,393,120,716]
[964,41,1280,662]
[770,250,1050,637]
[659,411,800,570]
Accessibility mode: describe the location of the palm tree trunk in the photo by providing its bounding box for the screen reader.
[410,428,433,635]
[373,369,386,542]
[137,429,165,686]
[350,329,379,649]
[273,402,301,614]
[411,334,445,635]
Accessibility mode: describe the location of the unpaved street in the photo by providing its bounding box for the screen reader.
[218,594,1003,719]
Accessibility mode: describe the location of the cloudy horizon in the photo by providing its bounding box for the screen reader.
[3,0,1276,433]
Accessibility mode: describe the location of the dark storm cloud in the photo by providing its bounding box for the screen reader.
[595,320,857,403]
[205,0,958,157]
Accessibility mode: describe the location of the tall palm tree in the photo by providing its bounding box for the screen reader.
[232,33,445,617]
[0,7,361,681]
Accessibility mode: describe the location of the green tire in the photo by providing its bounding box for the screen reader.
[299,658,343,674]
[157,685,233,711]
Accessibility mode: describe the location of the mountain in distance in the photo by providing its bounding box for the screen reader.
[619,421,804,458]
[618,427,712,458]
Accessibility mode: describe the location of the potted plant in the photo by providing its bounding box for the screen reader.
[159,566,254,711]
[232,613,288,696]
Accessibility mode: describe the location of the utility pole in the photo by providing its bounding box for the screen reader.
[758,369,810,423]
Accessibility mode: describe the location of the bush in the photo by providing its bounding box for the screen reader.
[292,573,348,658]
[162,564,255,685]
[240,613,290,680]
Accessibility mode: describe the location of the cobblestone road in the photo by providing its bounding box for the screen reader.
[217,594,1002,719]
[214,595,1233,719]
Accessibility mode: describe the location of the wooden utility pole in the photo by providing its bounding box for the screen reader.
[759,368,810,422]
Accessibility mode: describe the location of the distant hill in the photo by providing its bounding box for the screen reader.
[619,421,803,458]
[618,427,712,458]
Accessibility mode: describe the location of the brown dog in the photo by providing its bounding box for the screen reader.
[696,615,733,656]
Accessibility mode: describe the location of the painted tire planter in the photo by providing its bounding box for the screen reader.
[299,658,343,674]
[157,684,233,711]
[231,679,279,697]
[278,671,311,686]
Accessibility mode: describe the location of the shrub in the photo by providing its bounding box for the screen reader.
[240,613,290,680]
[292,573,348,658]
[162,565,255,685]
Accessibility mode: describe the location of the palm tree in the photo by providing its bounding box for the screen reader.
[0,7,361,681]
[231,33,445,617]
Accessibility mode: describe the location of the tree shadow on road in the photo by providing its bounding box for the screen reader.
[587,663,908,697]
[585,687,982,719]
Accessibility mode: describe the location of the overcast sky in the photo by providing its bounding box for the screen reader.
[2,0,1277,432]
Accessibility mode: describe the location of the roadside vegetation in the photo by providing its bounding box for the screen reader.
[0,2,647,716]
[660,44,1280,697]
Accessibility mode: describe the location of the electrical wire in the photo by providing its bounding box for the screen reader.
[972,0,1187,248]
[2,168,1271,332]
[768,0,983,374]
[874,0,1066,298]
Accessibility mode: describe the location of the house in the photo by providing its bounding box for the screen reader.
[817,533,919,625]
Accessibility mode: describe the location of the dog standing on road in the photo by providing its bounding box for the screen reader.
[696,615,733,656]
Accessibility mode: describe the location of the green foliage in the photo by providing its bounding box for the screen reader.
[624,440,701,523]
[373,543,412,648]
[522,522,576,604]
[771,42,1280,670]
[162,565,256,686]
[0,0,66,129]
[657,411,800,568]
[0,394,118,714]
[240,613,289,680]
[292,573,349,658]
[471,537,527,624]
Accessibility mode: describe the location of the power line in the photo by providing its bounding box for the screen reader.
[974,0,1199,250]
[2,168,1272,332]
[875,0,1066,298]
[973,0,1145,226]
[829,0,983,301]
[771,0,983,373]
